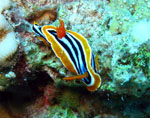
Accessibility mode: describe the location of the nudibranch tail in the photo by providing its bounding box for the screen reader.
[86,72,101,92]
[63,72,89,81]
[56,19,66,39]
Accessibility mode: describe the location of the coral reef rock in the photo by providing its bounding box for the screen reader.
[0,0,150,118]
[10,0,150,97]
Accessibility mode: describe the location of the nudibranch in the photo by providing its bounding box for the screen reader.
[32,19,101,91]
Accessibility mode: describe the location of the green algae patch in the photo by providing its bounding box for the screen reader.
[128,43,150,78]
[32,106,77,118]
[101,83,115,92]
[45,106,77,118]
[118,42,150,79]
[23,39,64,72]
[0,71,15,91]
[0,73,9,90]
[57,89,80,109]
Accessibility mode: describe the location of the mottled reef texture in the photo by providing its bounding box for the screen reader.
[0,0,150,118]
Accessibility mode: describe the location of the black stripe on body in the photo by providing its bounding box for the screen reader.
[48,30,80,74]
[67,34,91,84]
[33,25,51,45]
[92,53,97,72]
[47,30,92,85]
[65,35,82,74]
[67,34,86,74]
[33,25,43,37]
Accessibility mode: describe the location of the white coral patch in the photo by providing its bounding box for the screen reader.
[0,14,11,30]
[0,12,18,68]
[0,0,10,13]
[132,20,150,44]
[0,32,18,65]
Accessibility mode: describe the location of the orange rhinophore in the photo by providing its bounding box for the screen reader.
[56,19,66,39]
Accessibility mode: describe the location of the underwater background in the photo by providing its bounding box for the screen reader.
[0,0,150,117]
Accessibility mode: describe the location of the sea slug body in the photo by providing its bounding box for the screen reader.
[32,19,101,91]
